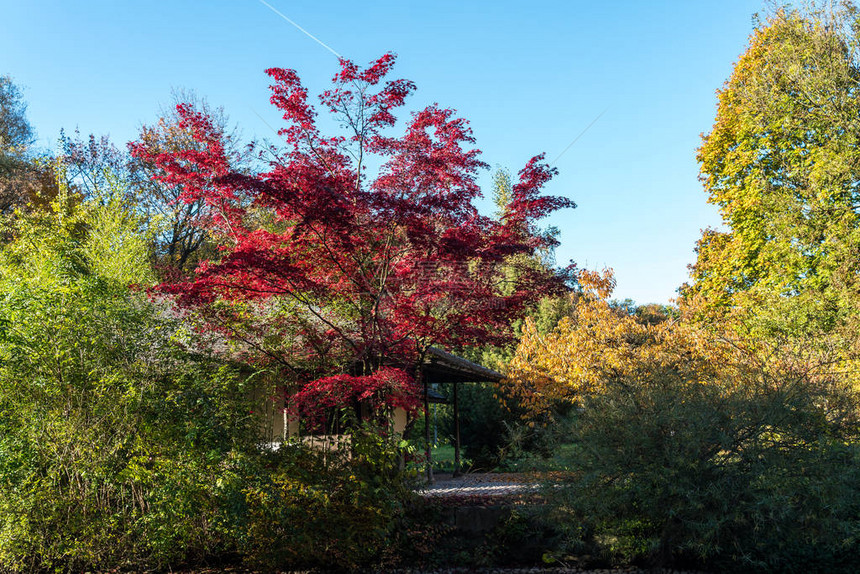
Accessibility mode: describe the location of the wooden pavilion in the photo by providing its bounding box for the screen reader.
[420,347,504,481]
[257,347,503,481]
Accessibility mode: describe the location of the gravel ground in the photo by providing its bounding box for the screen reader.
[418,472,539,498]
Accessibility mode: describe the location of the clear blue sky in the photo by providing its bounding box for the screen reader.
[1,0,763,304]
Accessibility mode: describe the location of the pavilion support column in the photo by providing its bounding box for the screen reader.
[424,378,433,483]
[453,382,461,477]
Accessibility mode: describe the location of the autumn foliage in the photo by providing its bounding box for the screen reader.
[288,367,421,430]
[505,264,860,569]
[9,5,860,572]
[684,8,860,323]
[131,53,573,411]
[506,268,722,416]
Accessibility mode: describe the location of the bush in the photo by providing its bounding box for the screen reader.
[545,340,860,572]
[382,495,561,570]
[241,428,415,571]
[506,275,860,571]
[0,198,419,572]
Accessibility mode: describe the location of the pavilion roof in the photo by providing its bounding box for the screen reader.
[422,347,503,385]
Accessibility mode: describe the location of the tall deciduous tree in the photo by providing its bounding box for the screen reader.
[684,4,860,327]
[59,130,131,202]
[506,266,860,569]
[0,76,32,156]
[130,90,245,275]
[57,92,241,275]
[0,76,58,217]
[131,54,574,391]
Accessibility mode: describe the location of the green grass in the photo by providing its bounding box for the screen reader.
[429,443,462,473]
[419,440,582,474]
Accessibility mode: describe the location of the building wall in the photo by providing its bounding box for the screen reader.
[250,385,286,442]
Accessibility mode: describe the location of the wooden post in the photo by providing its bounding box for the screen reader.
[453,382,461,477]
[424,377,433,483]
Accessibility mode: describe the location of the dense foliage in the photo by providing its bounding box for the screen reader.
[505,4,860,571]
[684,5,860,331]
[0,193,251,569]
[0,190,417,571]
[507,270,860,570]
[288,367,421,431]
[0,58,573,570]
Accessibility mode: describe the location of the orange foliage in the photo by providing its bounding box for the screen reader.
[503,268,853,418]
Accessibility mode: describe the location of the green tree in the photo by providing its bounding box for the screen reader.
[0,76,58,216]
[0,76,32,156]
[685,3,860,333]
[491,166,513,219]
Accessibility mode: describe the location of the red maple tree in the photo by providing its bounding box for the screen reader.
[130,53,573,413]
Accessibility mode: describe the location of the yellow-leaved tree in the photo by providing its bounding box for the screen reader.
[505,268,736,418]
[504,267,860,570]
